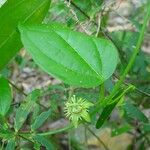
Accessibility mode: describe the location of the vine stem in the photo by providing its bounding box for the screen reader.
[110,3,150,98]
[37,124,73,136]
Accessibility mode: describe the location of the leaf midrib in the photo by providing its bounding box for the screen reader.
[24,31,102,82]
[51,28,103,79]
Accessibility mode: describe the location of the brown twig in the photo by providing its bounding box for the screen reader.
[85,125,110,150]
[9,80,48,109]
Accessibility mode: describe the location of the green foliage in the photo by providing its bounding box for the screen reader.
[96,100,119,129]
[0,76,12,117]
[0,0,51,70]
[31,109,52,131]
[0,0,150,149]
[74,0,92,12]
[111,124,132,137]
[141,123,150,133]
[14,90,40,131]
[96,85,135,128]
[33,135,55,150]
[0,128,13,140]
[124,101,149,123]
[5,139,15,150]
[19,23,118,87]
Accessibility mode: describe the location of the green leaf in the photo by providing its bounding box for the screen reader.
[0,0,6,7]
[96,88,124,129]
[0,0,51,70]
[141,123,150,133]
[33,135,55,150]
[124,102,148,123]
[96,99,119,129]
[19,23,118,88]
[31,109,52,130]
[111,124,132,137]
[138,141,145,150]
[0,76,12,116]
[5,139,15,150]
[74,0,92,12]
[34,142,41,150]
[14,90,40,131]
[96,85,134,129]
[31,103,40,124]
[0,128,13,140]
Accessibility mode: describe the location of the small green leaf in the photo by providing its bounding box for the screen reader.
[34,142,41,150]
[141,123,150,133]
[33,135,55,150]
[31,103,40,124]
[31,109,52,130]
[96,85,134,129]
[5,139,15,150]
[14,90,40,131]
[19,23,118,88]
[96,99,119,129]
[0,0,51,70]
[0,76,12,116]
[124,102,148,123]
[111,124,132,137]
[0,128,13,140]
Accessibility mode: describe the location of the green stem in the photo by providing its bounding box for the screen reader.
[0,141,4,150]
[37,124,73,136]
[99,83,105,100]
[110,3,150,98]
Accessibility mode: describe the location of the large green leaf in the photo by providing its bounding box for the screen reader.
[0,76,12,116]
[19,23,118,87]
[14,90,40,131]
[0,0,51,70]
